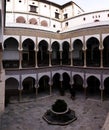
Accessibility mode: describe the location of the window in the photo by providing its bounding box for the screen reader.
[44,5,47,7]
[29,5,37,13]
[83,17,86,21]
[65,22,68,26]
[53,25,56,28]
[55,12,59,19]
[94,19,100,22]
[64,13,68,19]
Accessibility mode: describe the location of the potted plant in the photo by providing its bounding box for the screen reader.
[51,99,68,114]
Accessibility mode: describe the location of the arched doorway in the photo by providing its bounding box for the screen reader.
[3,37,19,68]
[22,38,35,68]
[73,74,84,94]
[62,41,70,65]
[87,76,100,98]
[51,41,60,65]
[104,77,109,99]
[5,78,19,105]
[62,72,70,91]
[86,37,100,67]
[52,73,60,93]
[22,77,36,97]
[37,40,49,66]
[38,76,50,96]
[103,36,109,67]
[73,39,84,66]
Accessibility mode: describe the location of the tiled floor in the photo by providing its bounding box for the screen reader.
[0,93,109,130]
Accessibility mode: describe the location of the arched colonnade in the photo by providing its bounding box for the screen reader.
[5,71,109,101]
[2,35,109,68]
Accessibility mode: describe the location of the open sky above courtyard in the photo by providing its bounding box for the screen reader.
[49,0,109,12]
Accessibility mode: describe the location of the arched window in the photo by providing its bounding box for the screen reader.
[3,37,19,68]
[62,41,70,65]
[37,40,49,66]
[73,39,84,66]
[22,38,35,67]
[41,20,48,27]
[51,41,60,65]
[86,37,100,67]
[16,16,26,23]
[103,36,109,67]
[29,18,37,25]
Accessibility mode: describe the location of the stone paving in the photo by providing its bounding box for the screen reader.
[0,93,109,130]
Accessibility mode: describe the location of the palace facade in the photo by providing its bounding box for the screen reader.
[1,0,109,112]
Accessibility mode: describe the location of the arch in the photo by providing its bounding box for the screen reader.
[37,40,49,66]
[22,77,36,95]
[41,20,48,27]
[29,18,37,25]
[104,77,109,98]
[16,16,26,23]
[62,72,70,90]
[86,37,100,67]
[73,39,84,66]
[94,19,100,22]
[52,73,60,92]
[62,41,70,65]
[103,36,109,67]
[5,77,19,97]
[22,38,35,67]
[3,37,19,68]
[22,38,35,50]
[87,76,100,96]
[38,75,50,95]
[51,41,60,65]
[4,37,19,50]
[73,74,83,92]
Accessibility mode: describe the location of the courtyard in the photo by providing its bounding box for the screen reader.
[0,93,109,130]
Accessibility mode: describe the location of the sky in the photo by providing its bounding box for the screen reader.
[49,0,109,12]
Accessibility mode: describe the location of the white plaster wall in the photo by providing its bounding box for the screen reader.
[38,72,50,80]
[62,5,73,19]
[5,0,109,33]
[6,75,19,81]
[50,5,61,19]
[39,2,50,17]
[86,74,101,81]
[6,0,13,11]
[73,4,83,16]
[21,36,36,43]
[38,37,50,44]
[85,34,100,42]
[72,72,84,79]
[102,33,109,41]
[22,74,36,81]
[62,38,70,43]
[6,13,14,23]
[14,0,28,12]
[50,19,61,31]
[62,10,109,30]
[72,36,83,43]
